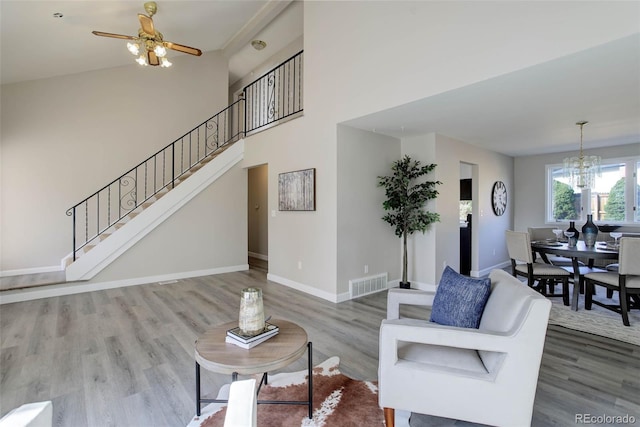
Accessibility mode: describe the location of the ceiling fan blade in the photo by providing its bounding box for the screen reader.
[138,14,155,35]
[147,50,160,66]
[92,31,137,41]
[164,41,202,56]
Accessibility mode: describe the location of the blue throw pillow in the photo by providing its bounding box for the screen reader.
[430,266,491,328]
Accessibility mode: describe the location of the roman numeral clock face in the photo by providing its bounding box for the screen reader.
[492,181,507,216]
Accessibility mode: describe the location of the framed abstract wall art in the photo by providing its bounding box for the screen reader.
[278,168,316,211]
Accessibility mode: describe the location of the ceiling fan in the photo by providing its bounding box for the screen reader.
[92,1,202,67]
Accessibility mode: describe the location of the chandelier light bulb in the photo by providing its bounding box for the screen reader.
[154,45,167,57]
[136,55,148,66]
[127,42,140,55]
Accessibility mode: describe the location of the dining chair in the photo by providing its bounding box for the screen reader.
[527,227,583,267]
[584,237,640,326]
[506,230,571,305]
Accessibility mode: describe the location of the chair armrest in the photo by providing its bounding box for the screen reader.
[387,288,436,320]
[380,318,516,353]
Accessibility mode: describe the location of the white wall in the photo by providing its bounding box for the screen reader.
[336,125,401,296]
[514,142,640,232]
[305,1,639,126]
[6,1,636,296]
[242,113,339,300]
[238,1,640,299]
[85,163,247,283]
[1,51,230,272]
[434,134,514,279]
[229,35,304,102]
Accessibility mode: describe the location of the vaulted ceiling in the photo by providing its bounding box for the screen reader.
[1,2,638,158]
[345,34,640,157]
[0,0,302,86]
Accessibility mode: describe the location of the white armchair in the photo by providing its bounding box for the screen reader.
[379,269,551,427]
[0,401,52,427]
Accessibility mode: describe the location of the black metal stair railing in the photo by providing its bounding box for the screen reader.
[66,100,244,260]
[66,51,303,262]
[243,51,303,134]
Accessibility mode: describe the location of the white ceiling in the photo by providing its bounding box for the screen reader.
[344,34,640,157]
[1,2,638,158]
[0,0,301,86]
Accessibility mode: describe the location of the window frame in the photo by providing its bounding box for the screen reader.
[545,156,639,225]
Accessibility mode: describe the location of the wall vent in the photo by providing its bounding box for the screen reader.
[349,273,388,299]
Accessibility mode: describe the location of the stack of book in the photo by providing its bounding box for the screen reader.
[226,322,279,349]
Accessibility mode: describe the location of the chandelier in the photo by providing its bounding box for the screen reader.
[563,121,601,189]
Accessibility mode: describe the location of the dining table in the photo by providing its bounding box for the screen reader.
[530,240,619,311]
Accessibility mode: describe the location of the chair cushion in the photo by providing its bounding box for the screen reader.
[547,256,585,267]
[397,342,489,376]
[430,266,491,328]
[516,263,570,276]
[585,272,640,289]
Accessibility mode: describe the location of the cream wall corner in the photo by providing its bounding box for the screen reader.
[1,51,229,273]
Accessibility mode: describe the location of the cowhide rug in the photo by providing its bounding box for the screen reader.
[187,356,384,427]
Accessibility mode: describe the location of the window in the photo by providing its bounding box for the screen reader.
[459,201,472,224]
[546,157,639,224]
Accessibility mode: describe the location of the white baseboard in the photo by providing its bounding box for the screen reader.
[248,252,268,261]
[267,273,341,303]
[0,264,249,305]
[473,260,511,278]
[0,265,62,277]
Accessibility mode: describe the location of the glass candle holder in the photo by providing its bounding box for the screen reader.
[239,287,265,336]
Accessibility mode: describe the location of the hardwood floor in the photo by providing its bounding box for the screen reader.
[1,267,639,426]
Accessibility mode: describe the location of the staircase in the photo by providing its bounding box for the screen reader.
[65,140,244,281]
[62,51,303,282]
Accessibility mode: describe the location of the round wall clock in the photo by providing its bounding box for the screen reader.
[491,181,507,216]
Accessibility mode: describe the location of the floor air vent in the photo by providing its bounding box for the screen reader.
[349,273,388,299]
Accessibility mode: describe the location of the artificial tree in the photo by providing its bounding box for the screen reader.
[378,156,441,288]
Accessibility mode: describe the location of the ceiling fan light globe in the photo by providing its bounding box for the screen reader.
[127,42,140,55]
[160,57,172,68]
[154,45,167,57]
[136,55,148,66]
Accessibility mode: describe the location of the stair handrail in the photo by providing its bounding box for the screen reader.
[66,99,244,260]
[243,50,304,134]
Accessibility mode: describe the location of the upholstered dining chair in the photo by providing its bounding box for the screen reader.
[378,269,551,427]
[584,237,640,326]
[506,230,571,305]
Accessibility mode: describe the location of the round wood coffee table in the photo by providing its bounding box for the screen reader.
[194,319,312,418]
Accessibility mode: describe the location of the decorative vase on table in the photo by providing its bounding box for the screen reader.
[566,221,579,247]
[582,214,598,247]
[239,288,265,336]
